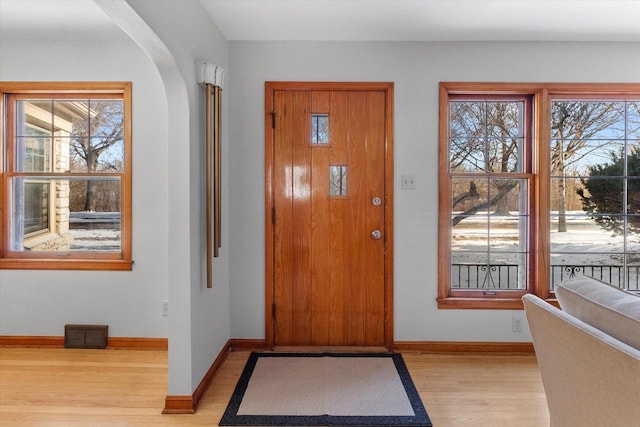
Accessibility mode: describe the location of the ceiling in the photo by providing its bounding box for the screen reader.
[200,0,640,42]
[1,0,639,42]
[0,0,129,41]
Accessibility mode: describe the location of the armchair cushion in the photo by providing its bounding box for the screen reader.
[556,276,640,350]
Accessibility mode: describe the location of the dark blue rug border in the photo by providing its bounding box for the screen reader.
[219,352,432,426]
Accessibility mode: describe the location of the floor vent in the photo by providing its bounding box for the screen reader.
[64,324,108,349]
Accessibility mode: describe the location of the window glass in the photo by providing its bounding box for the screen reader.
[23,181,50,236]
[311,114,329,144]
[551,100,640,291]
[450,101,524,173]
[1,83,131,270]
[440,84,640,307]
[447,98,529,295]
[329,165,347,196]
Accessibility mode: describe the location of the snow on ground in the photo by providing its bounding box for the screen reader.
[69,228,120,251]
[451,211,640,290]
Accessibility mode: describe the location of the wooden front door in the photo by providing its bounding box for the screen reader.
[265,82,394,347]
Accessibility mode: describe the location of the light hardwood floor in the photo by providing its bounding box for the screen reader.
[0,347,549,426]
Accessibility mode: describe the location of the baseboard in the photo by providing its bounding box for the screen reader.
[0,335,65,347]
[108,337,168,350]
[391,340,535,354]
[0,335,168,350]
[229,338,269,350]
[161,395,195,414]
[192,340,232,408]
[163,339,235,415]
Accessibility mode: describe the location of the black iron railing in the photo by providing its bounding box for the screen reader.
[451,264,640,291]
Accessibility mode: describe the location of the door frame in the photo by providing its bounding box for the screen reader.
[264,81,395,348]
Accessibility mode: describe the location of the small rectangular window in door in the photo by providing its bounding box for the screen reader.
[329,165,347,196]
[311,114,329,144]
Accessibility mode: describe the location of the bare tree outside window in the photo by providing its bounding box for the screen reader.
[67,100,124,212]
[551,101,626,232]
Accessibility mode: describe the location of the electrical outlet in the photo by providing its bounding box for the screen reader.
[161,301,169,317]
[512,316,523,333]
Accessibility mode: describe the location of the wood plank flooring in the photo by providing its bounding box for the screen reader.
[0,347,549,426]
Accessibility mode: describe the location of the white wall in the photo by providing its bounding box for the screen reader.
[1,0,232,396]
[0,39,169,338]
[122,0,230,395]
[228,41,640,342]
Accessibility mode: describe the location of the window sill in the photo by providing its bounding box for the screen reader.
[438,296,526,310]
[0,258,133,271]
[437,296,559,310]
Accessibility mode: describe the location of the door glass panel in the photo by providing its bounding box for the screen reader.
[329,165,347,196]
[311,114,329,144]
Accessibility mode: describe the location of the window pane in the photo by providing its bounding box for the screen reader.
[15,102,53,172]
[450,101,524,173]
[628,102,640,138]
[487,252,527,290]
[66,137,124,173]
[550,254,627,291]
[452,215,489,252]
[450,253,525,290]
[450,255,488,289]
[311,114,329,144]
[89,100,124,138]
[17,135,50,172]
[627,217,640,251]
[451,177,527,290]
[625,256,640,292]
[452,179,527,246]
[571,177,625,215]
[552,101,626,140]
[449,137,486,172]
[628,178,640,214]
[53,100,89,137]
[486,137,523,173]
[550,214,624,253]
[489,212,526,252]
[550,139,624,177]
[489,178,526,213]
[450,102,485,138]
[627,142,640,177]
[489,178,528,250]
[451,177,488,212]
[486,102,523,138]
[23,181,50,235]
[11,177,121,252]
[16,101,53,136]
[50,99,126,173]
[550,177,585,213]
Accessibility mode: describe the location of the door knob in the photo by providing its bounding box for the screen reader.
[371,230,382,240]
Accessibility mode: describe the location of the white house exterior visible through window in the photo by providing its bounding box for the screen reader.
[0,82,132,271]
